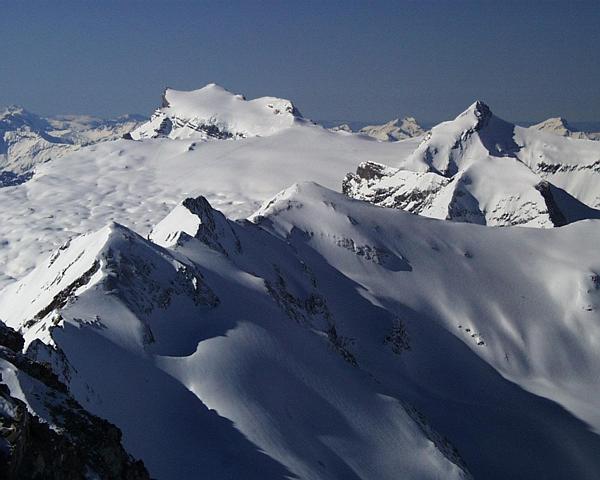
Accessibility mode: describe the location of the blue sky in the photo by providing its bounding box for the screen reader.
[1,0,598,123]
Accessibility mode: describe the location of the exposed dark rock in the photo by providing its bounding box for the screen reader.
[0,171,33,188]
[181,196,242,255]
[0,321,150,480]
[0,323,23,352]
[29,261,100,326]
[535,181,567,227]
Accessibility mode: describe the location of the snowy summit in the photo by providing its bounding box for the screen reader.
[129,83,304,140]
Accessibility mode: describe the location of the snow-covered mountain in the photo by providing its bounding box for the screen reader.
[359,117,425,141]
[0,105,142,174]
[329,123,353,133]
[2,183,600,479]
[344,101,600,226]
[129,83,305,140]
[46,113,144,146]
[0,106,74,173]
[531,117,600,140]
[1,84,600,479]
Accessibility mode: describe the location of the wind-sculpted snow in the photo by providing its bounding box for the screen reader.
[2,183,600,479]
[0,120,415,288]
[344,101,600,225]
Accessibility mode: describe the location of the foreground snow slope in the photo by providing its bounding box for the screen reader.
[2,183,600,479]
[0,199,471,480]
[0,321,150,478]
[344,101,600,225]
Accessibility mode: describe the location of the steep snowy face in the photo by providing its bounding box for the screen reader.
[0,221,218,351]
[149,196,242,255]
[344,101,600,226]
[129,83,304,140]
[0,199,472,480]
[254,184,600,462]
[0,106,74,173]
[531,117,600,140]
[3,185,600,479]
[359,117,425,141]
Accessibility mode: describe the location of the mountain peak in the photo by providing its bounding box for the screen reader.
[131,84,303,141]
[359,116,425,141]
[1,104,28,117]
[150,195,242,255]
[459,100,492,124]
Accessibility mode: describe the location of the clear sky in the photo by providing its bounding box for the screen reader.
[1,0,599,124]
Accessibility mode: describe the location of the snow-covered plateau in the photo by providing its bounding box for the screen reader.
[1,84,600,479]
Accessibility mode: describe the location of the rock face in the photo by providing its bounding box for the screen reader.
[343,101,600,227]
[129,83,304,141]
[359,117,425,141]
[531,117,600,140]
[0,321,149,480]
[150,196,242,255]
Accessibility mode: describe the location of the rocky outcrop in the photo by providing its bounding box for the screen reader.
[0,321,150,480]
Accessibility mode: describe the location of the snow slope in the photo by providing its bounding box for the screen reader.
[344,101,600,224]
[2,184,600,479]
[0,88,598,283]
[0,116,417,288]
[0,199,472,480]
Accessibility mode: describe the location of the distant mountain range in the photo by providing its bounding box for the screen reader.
[0,105,142,173]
